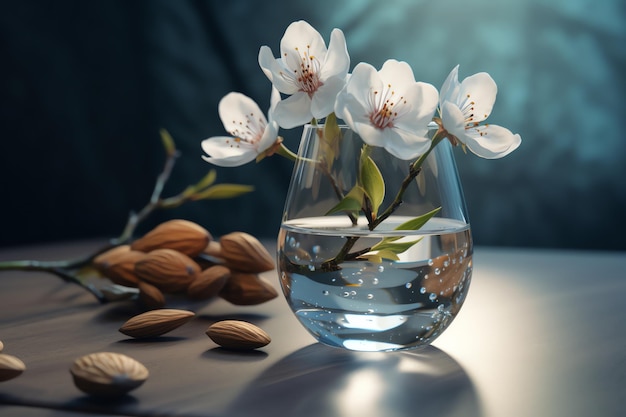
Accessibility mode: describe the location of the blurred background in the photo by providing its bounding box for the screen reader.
[1,0,624,250]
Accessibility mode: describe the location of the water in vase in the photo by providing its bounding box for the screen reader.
[278,216,473,352]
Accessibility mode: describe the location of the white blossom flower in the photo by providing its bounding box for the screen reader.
[201,89,280,167]
[258,20,350,128]
[439,65,521,159]
[334,59,439,160]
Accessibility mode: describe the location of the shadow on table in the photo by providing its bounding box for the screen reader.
[224,343,483,417]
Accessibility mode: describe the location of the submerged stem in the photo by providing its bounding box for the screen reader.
[321,129,447,269]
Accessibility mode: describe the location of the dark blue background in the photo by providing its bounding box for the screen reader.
[1,0,624,250]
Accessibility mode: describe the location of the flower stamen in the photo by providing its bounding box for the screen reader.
[226,112,267,148]
[279,46,324,97]
[367,84,410,130]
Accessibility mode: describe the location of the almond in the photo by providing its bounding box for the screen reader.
[206,320,271,350]
[220,232,275,273]
[119,309,195,338]
[100,249,146,288]
[135,249,200,293]
[219,271,278,305]
[92,245,131,271]
[138,281,166,310]
[203,240,223,258]
[0,353,25,382]
[195,241,225,269]
[70,352,148,397]
[187,265,230,300]
[131,219,211,257]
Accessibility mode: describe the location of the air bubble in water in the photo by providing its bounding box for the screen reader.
[322,290,329,296]
[420,287,426,294]
[367,309,374,314]
[405,282,413,289]
[427,259,434,266]
[350,290,357,296]
[357,278,363,285]
[312,245,321,255]
[308,265,315,271]
[343,292,350,297]
[443,260,450,267]
[378,265,384,272]
[367,293,374,300]
[372,278,379,285]
[434,268,441,275]
[288,237,296,248]
[429,293,437,301]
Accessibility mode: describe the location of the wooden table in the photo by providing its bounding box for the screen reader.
[0,240,624,417]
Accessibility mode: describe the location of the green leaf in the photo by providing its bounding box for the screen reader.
[159,128,176,157]
[358,249,400,263]
[322,112,341,164]
[394,207,441,231]
[326,186,364,216]
[371,238,423,254]
[195,169,218,190]
[359,150,385,217]
[192,184,254,200]
[182,170,218,198]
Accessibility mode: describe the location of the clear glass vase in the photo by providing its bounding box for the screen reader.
[277,124,473,352]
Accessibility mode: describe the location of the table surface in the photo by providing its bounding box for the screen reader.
[0,240,624,417]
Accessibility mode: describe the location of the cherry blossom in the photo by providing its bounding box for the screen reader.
[258,20,350,128]
[438,65,521,159]
[201,89,280,167]
[334,59,439,160]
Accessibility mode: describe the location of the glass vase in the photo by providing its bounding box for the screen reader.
[277,124,473,352]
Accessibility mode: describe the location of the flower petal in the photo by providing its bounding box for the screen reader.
[440,100,467,139]
[320,28,350,80]
[268,86,281,123]
[352,122,387,148]
[280,21,327,59]
[201,136,257,167]
[458,72,497,123]
[258,46,299,94]
[378,60,415,91]
[393,81,439,133]
[218,93,267,140]
[256,120,280,153]
[310,75,346,119]
[345,62,382,110]
[334,88,369,129]
[439,65,460,108]
[381,127,431,160]
[460,124,522,159]
[273,92,314,128]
